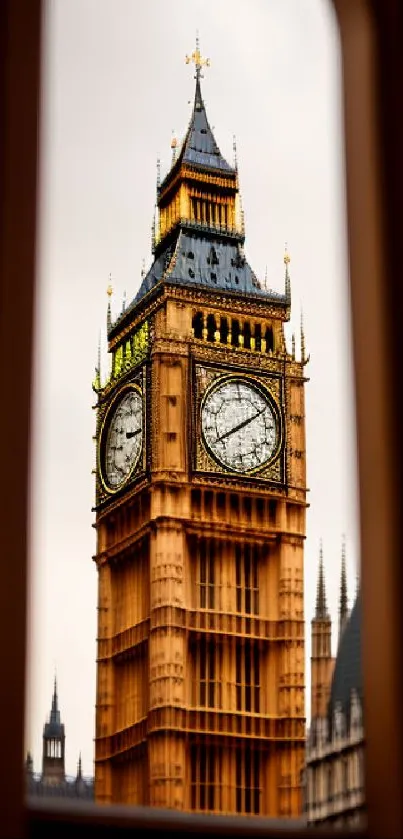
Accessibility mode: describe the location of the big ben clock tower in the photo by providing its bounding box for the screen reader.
[93,41,307,817]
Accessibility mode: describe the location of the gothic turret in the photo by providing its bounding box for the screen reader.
[338,536,349,645]
[311,543,334,720]
[42,677,65,785]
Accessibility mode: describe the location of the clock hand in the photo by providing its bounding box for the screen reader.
[126,428,141,439]
[216,407,265,443]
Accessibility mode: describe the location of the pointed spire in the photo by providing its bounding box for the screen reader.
[151,208,156,254]
[156,158,161,190]
[52,673,58,714]
[315,541,329,619]
[291,332,296,360]
[300,309,306,364]
[107,276,112,332]
[122,290,126,313]
[77,752,82,780]
[233,135,238,171]
[339,535,349,642]
[284,244,291,304]
[264,265,268,291]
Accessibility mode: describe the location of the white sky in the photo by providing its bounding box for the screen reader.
[27,0,359,779]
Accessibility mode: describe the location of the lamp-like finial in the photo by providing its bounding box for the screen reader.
[107,274,112,331]
[156,158,161,190]
[284,244,291,303]
[141,258,146,279]
[185,32,210,80]
[233,135,238,170]
[171,132,178,164]
[300,308,306,364]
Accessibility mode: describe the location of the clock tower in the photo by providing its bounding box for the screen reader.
[93,41,307,816]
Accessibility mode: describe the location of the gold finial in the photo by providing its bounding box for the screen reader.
[185,33,210,79]
[107,273,113,297]
[284,243,290,265]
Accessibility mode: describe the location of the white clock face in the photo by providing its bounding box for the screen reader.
[103,389,143,489]
[201,379,278,473]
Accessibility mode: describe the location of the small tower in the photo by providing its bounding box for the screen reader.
[338,536,349,645]
[311,543,334,719]
[42,677,65,786]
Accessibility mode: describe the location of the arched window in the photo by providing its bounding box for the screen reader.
[231,319,240,346]
[265,325,274,351]
[206,314,216,342]
[254,323,262,351]
[192,311,203,339]
[220,317,228,344]
[243,321,251,349]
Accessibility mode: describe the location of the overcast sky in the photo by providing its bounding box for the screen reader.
[27,0,359,779]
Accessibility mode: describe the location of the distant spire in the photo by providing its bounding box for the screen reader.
[52,674,58,715]
[122,289,126,312]
[141,258,146,279]
[284,244,291,304]
[151,207,156,253]
[291,332,295,360]
[300,309,306,364]
[233,135,238,171]
[107,276,112,332]
[156,158,161,190]
[315,541,329,619]
[77,752,82,780]
[339,535,349,642]
[264,265,268,291]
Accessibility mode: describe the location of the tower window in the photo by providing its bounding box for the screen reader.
[235,543,259,615]
[243,321,251,349]
[231,319,240,346]
[236,640,260,714]
[192,311,203,339]
[254,324,262,351]
[220,317,228,344]
[199,539,215,610]
[265,326,274,351]
[189,268,195,279]
[206,314,216,342]
[191,745,223,812]
[187,251,194,259]
[210,272,217,282]
[236,746,261,814]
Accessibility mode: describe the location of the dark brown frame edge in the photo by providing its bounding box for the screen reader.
[0,0,401,836]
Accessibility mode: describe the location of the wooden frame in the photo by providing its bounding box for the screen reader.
[0,0,401,835]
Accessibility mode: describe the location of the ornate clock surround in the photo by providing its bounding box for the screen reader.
[192,361,285,484]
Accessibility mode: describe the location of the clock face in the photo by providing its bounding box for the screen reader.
[102,388,143,490]
[201,378,278,473]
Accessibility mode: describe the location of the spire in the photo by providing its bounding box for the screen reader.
[179,37,233,176]
[233,135,238,171]
[315,541,329,619]
[77,752,82,780]
[284,245,291,304]
[291,332,295,360]
[52,674,57,712]
[300,309,306,364]
[339,536,349,642]
[107,277,112,332]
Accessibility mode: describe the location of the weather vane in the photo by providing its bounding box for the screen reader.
[185,33,210,79]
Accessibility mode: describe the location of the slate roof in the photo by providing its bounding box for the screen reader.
[133,229,286,307]
[161,77,234,186]
[328,593,363,721]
